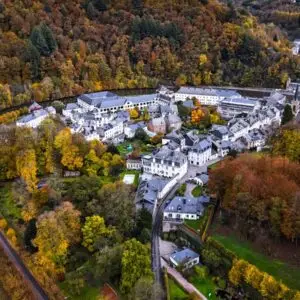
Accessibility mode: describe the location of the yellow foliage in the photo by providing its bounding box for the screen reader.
[0,218,8,230]
[191,108,205,124]
[16,149,38,193]
[199,54,208,65]
[129,108,139,119]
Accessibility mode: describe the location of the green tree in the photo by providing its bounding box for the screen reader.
[121,239,153,294]
[281,104,294,125]
[82,215,115,252]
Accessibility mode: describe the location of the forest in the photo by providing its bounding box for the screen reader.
[0,0,299,110]
[209,152,300,244]
[0,117,157,299]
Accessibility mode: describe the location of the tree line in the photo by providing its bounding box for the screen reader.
[0,0,299,110]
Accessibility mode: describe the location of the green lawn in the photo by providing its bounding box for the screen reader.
[59,282,100,300]
[184,219,201,231]
[168,277,188,300]
[0,184,21,221]
[212,234,300,290]
[191,185,202,197]
[189,275,217,300]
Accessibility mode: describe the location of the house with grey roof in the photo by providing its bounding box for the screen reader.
[136,177,171,212]
[164,196,209,221]
[77,91,157,114]
[166,114,182,131]
[174,87,241,105]
[142,149,188,178]
[218,97,259,119]
[169,248,200,270]
[188,138,212,166]
[162,130,186,150]
[16,109,52,128]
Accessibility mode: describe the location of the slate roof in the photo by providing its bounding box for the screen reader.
[65,103,79,110]
[177,87,241,98]
[164,196,209,214]
[170,248,200,265]
[191,139,212,152]
[170,248,199,265]
[18,109,48,124]
[220,97,257,106]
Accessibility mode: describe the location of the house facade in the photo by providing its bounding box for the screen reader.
[188,139,212,166]
[174,87,241,105]
[142,149,188,178]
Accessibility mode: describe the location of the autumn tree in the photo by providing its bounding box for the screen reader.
[121,239,153,294]
[54,128,84,170]
[33,202,81,274]
[16,149,38,193]
[82,215,115,252]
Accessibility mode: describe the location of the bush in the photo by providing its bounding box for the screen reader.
[194,265,208,281]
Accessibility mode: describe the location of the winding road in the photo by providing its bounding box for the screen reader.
[0,231,49,300]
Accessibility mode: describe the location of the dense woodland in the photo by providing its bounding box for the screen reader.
[230,0,300,39]
[209,152,300,245]
[0,0,299,110]
[0,118,157,299]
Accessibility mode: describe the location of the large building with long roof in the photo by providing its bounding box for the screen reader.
[174,87,242,105]
[77,91,157,114]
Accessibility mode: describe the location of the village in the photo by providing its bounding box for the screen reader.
[12,81,300,297]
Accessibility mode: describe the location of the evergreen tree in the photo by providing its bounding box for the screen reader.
[281,104,294,125]
[24,41,41,81]
[40,23,57,54]
[30,26,50,56]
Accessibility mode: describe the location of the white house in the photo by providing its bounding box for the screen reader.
[16,109,52,128]
[63,103,80,118]
[164,196,209,221]
[142,149,188,178]
[170,248,200,270]
[174,87,241,105]
[126,158,142,170]
[188,139,212,166]
[77,91,157,114]
[98,119,124,141]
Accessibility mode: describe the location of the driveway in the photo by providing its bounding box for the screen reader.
[162,260,207,300]
[185,183,197,198]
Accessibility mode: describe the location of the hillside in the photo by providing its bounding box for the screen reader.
[224,0,300,38]
[0,0,299,110]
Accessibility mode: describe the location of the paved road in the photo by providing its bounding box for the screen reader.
[151,182,180,298]
[0,231,49,300]
[151,157,223,298]
[162,260,207,300]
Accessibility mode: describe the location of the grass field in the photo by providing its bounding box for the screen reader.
[212,234,300,290]
[59,282,100,300]
[191,185,202,197]
[0,184,21,221]
[189,275,217,300]
[168,277,188,300]
[184,219,201,231]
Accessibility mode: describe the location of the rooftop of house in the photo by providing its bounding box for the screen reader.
[65,103,79,110]
[18,109,48,124]
[190,139,212,152]
[220,97,257,106]
[170,248,199,265]
[182,100,195,109]
[78,92,157,108]
[152,148,187,165]
[165,195,209,214]
[211,125,229,136]
[138,177,170,204]
[195,173,209,185]
[176,87,241,98]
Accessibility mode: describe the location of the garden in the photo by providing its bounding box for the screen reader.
[212,234,300,291]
